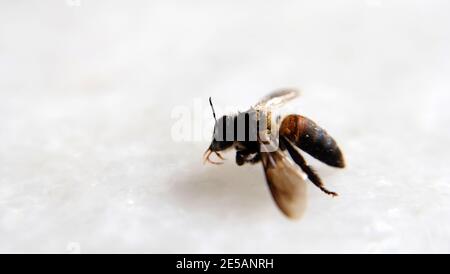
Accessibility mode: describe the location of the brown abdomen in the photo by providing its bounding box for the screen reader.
[280,115,345,168]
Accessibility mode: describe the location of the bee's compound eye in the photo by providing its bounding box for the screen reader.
[210,140,218,150]
[213,124,225,142]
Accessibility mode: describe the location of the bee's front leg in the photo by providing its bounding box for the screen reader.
[236,150,261,166]
[236,150,249,166]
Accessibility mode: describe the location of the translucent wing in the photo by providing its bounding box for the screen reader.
[254,88,300,109]
[260,149,308,219]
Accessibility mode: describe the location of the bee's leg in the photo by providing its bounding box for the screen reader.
[279,138,287,151]
[236,150,260,166]
[248,153,261,164]
[281,137,338,197]
[236,150,250,166]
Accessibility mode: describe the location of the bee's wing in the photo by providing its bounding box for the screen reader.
[254,88,300,109]
[260,149,308,219]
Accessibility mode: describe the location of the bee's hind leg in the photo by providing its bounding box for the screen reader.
[281,137,338,197]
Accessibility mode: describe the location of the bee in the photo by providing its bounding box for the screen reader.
[204,89,345,219]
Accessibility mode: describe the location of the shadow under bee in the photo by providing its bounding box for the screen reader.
[169,161,274,219]
[166,150,343,220]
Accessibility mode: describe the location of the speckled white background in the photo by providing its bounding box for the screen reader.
[1,0,450,253]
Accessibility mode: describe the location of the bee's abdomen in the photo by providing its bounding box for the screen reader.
[280,115,345,168]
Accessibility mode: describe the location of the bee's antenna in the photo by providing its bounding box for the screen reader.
[209,97,218,123]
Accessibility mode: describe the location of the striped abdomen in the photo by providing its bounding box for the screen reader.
[279,115,345,168]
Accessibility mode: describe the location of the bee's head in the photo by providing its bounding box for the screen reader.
[210,115,234,151]
[204,99,234,165]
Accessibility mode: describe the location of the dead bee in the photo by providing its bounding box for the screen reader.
[204,89,345,219]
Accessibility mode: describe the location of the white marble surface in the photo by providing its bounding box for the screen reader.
[1,0,450,253]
